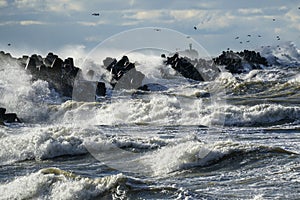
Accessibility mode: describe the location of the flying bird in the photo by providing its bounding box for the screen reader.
[247,34,251,37]
[273,18,276,21]
[92,13,100,16]
[246,40,250,43]
[7,43,11,46]
[258,35,262,37]
[194,26,197,30]
[235,37,239,39]
[154,28,161,31]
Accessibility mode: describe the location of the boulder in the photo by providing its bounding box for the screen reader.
[0,107,21,124]
[213,50,269,74]
[104,56,145,90]
[163,53,204,81]
[138,83,168,92]
[96,82,106,96]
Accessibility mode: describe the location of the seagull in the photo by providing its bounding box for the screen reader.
[92,13,100,16]
[194,26,197,30]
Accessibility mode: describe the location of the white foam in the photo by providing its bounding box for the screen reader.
[0,125,87,165]
[0,168,125,200]
[223,104,300,126]
[259,41,300,66]
[0,60,55,122]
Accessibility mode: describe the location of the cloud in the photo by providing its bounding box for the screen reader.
[238,8,263,15]
[169,10,205,20]
[77,20,107,26]
[0,0,7,7]
[0,20,47,26]
[13,0,84,13]
[13,0,42,9]
[124,10,164,20]
[20,20,46,25]
[284,9,300,31]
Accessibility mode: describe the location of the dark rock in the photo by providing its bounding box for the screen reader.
[114,67,145,90]
[51,58,63,69]
[23,53,80,98]
[0,107,21,124]
[163,53,204,81]
[64,57,74,68]
[213,50,269,74]
[96,82,106,96]
[138,83,168,92]
[104,55,145,90]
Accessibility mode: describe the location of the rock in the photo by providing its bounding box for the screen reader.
[138,83,168,92]
[163,53,204,81]
[114,67,145,90]
[23,53,80,98]
[0,107,21,124]
[213,50,269,74]
[96,82,106,96]
[104,55,145,90]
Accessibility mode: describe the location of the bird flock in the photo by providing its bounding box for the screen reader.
[193,8,300,51]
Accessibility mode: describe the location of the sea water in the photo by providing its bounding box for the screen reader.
[0,42,300,199]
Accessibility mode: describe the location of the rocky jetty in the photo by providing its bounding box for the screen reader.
[213,50,269,74]
[0,51,107,99]
[24,52,80,98]
[0,49,270,102]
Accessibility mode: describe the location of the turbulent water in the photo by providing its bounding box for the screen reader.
[0,42,300,200]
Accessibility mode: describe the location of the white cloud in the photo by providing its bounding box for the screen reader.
[0,0,7,7]
[124,10,164,20]
[0,20,46,26]
[169,10,205,20]
[284,9,300,31]
[238,8,263,15]
[46,0,84,12]
[13,0,42,9]
[20,20,46,25]
[13,0,84,13]
[77,20,107,26]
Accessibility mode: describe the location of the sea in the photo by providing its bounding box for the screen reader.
[0,40,300,199]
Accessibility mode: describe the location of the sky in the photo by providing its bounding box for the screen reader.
[0,0,300,58]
